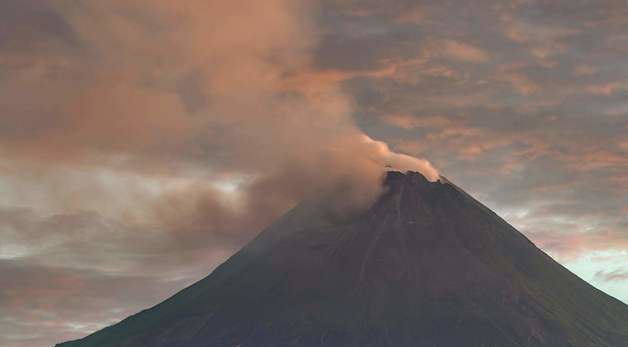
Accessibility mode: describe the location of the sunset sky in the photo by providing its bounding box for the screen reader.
[1,1,627,346]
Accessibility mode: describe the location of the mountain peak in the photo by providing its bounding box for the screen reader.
[57,175,628,347]
[384,169,441,186]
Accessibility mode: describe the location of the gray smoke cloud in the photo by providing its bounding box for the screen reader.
[0,0,438,252]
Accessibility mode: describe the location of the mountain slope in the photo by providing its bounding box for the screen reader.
[56,171,628,347]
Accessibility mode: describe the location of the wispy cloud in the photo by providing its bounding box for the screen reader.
[595,269,628,283]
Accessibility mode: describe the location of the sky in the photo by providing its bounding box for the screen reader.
[0,1,627,346]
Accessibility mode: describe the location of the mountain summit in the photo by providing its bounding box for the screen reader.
[57,171,628,347]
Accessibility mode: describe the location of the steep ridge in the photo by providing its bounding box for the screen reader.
[56,171,628,347]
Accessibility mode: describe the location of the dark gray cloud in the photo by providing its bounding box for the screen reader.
[0,0,79,51]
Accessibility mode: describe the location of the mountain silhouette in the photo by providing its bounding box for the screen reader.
[56,171,628,347]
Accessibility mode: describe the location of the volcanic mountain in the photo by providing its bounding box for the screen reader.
[57,171,628,347]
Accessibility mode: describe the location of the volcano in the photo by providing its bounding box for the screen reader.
[57,171,628,347]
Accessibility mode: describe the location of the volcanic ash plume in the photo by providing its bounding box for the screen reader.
[0,0,439,246]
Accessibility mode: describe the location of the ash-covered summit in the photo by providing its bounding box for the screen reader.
[57,171,628,347]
